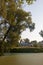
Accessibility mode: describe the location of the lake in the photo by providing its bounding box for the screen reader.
[0,53,43,65]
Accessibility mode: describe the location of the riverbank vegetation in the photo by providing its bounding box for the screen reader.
[10,47,43,53]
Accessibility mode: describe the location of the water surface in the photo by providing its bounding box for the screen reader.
[0,53,43,65]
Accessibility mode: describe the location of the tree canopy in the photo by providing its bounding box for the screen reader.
[0,0,36,54]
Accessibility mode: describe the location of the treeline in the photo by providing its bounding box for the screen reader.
[10,38,43,53]
[10,47,43,53]
[18,38,43,48]
[0,38,43,55]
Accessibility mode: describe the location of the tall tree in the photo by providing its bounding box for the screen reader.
[0,0,35,54]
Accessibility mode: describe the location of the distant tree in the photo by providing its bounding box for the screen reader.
[24,38,30,43]
[31,40,38,47]
[38,41,43,48]
[39,30,43,37]
[0,0,36,55]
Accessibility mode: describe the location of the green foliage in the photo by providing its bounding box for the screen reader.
[0,0,36,55]
[26,0,36,4]
[39,30,43,37]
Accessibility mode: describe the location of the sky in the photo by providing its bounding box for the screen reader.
[21,0,43,42]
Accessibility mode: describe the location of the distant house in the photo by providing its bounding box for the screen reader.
[19,39,32,47]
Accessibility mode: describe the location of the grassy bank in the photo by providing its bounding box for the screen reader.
[10,47,43,53]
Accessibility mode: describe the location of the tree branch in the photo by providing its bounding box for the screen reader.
[2,25,11,42]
